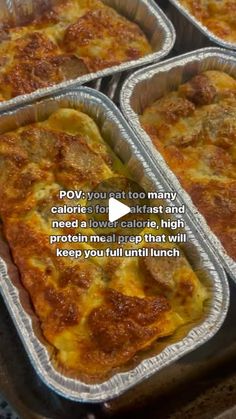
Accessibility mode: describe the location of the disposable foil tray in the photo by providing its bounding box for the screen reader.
[0,86,229,402]
[166,0,236,52]
[120,47,236,282]
[0,0,175,112]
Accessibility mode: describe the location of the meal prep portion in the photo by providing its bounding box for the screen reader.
[140,70,236,261]
[179,0,236,43]
[0,107,208,381]
[0,0,151,99]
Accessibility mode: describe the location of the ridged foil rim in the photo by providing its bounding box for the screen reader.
[0,0,175,113]
[169,0,236,50]
[120,46,236,282]
[0,87,229,402]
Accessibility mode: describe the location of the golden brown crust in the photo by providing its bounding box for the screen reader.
[0,0,151,100]
[180,0,236,43]
[63,7,150,71]
[88,289,170,353]
[0,108,208,380]
[179,73,217,105]
[141,70,236,261]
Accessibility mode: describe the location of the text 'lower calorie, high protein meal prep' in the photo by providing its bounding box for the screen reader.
[0,107,209,380]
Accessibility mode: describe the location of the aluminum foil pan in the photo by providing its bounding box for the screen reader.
[0,86,229,402]
[120,46,236,282]
[166,0,236,52]
[0,0,175,112]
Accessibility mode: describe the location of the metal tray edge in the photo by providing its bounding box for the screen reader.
[0,86,230,402]
[120,46,236,282]
[0,0,175,113]
[168,0,236,50]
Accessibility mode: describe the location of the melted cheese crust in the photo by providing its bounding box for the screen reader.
[180,0,236,43]
[0,0,151,100]
[0,109,208,380]
[141,70,236,261]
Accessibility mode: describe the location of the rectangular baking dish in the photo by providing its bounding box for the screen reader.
[0,86,229,402]
[0,0,175,112]
[120,46,236,283]
[166,0,236,52]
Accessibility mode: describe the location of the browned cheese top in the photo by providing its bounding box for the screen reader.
[0,108,208,380]
[0,0,152,100]
[141,70,236,261]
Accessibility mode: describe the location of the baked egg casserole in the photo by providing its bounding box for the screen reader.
[0,0,151,100]
[0,108,208,380]
[179,0,236,43]
[141,70,236,262]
